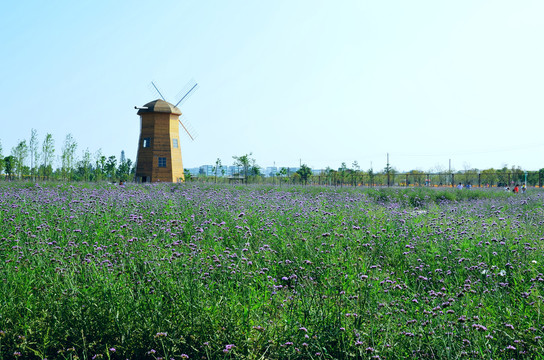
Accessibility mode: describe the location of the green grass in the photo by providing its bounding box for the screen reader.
[0,183,543,359]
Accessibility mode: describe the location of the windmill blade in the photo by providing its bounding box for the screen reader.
[149,81,166,101]
[174,79,199,107]
[178,114,198,141]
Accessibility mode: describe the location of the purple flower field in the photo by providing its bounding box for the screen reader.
[1,183,543,359]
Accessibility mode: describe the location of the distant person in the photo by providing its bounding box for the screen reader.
[457,183,463,190]
[504,186,510,192]
[522,184,527,193]
[513,184,519,194]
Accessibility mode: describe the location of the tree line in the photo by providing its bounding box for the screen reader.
[2,134,543,187]
[0,130,134,182]
[190,156,544,188]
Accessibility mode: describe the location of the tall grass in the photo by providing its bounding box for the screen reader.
[0,183,543,359]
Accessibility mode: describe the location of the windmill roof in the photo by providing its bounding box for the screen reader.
[137,99,182,115]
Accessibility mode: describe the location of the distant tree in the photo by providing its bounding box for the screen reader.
[352,161,360,186]
[61,134,78,181]
[368,167,374,186]
[278,167,288,185]
[296,164,312,185]
[117,152,132,182]
[339,162,348,186]
[324,167,338,186]
[11,140,28,179]
[406,169,425,186]
[4,156,14,180]
[525,170,539,187]
[76,148,92,182]
[41,134,55,180]
[213,158,222,183]
[0,139,4,175]
[29,129,39,180]
[250,164,261,177]
[233,153,258,183]
[127,159,133,177]
[105,156,117,181]
[538,168,544,187]
[93,150,105,182]
[480,168,498,187]
[510,165,524,185]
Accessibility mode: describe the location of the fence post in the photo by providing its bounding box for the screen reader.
[478,173,481,188]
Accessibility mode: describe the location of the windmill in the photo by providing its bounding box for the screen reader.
[134,80,198,183]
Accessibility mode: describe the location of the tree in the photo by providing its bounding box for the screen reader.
[383,161,393,187]
[480,168,498,187]
[29,129,39,180]
[368,167,375,187]
[117,151,132,182]
[213,158,222,183]
[4,156,14,180]
[41,134,55,180]
[0,139,4,175]
[11,140,28,179]
[105,156,117,181]
[278,167,288,186]
[250,165,261,177]
[61,134,78,181]
[352,161,360,186]
[93,150,105,182]
[339,162,348,186]
[232,153,258,183]
[406,169,425,186]
[296,164,312,185]
[77,148,92,182]
[538,168,544,187]
[323,167,337,186]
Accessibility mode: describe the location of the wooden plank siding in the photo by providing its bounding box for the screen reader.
[135,112,185,183]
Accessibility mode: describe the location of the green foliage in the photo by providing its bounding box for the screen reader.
[61,133,77,181]
[3,155,14,179]
[0,139,3,174]
[1,183,543,358]
[296,164,312,184]
[41,133,55,180]
[11,140,28,178]
[233,152,259,182]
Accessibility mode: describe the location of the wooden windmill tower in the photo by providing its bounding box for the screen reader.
[134,81,198,183]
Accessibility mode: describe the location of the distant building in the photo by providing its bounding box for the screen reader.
[185,165,327,178]
[266,167,278,177]
[227,166,240,176]
[288,167,299,176]
[199,165,214,176]
[186,168,200,177]
[313,169,325,175]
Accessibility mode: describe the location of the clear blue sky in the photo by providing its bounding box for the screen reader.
[1,1,543,172]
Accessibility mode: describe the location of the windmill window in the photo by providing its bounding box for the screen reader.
[173,138,178,148]
[158,157,167,168]
[143,137,151,148]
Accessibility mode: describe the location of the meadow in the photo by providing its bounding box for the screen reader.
[1,183,543,359]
